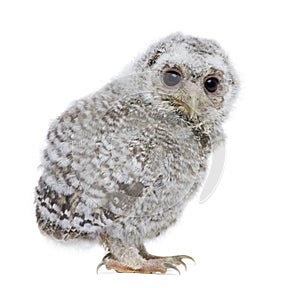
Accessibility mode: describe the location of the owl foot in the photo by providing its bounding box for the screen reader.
[97,253,194,274]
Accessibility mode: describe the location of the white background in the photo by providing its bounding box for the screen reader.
[1,0,299,287]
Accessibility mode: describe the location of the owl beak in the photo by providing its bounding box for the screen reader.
[182,91,213,120]
[184,95,198,120]
[173,82,214,120]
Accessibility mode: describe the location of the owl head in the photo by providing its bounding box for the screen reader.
[132,33,239,124]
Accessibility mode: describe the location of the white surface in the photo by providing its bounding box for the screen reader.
[1,0,299,287]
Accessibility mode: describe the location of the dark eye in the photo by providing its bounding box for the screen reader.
[162,68,183,87]
[204,77,220,93]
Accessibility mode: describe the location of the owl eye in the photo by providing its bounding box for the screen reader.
[162,68,183,87]
[204,77,220,93]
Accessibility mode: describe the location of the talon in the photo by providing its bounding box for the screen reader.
[96,261,106,274]
[102,252,113,261]
[163,263,181,275]
[178,255,195,263]
[177,259,187,271]
[96,253,113,273]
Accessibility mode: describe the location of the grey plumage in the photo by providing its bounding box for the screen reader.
[35,33,239,273]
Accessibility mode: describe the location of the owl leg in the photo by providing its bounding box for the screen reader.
[97,236,194,274]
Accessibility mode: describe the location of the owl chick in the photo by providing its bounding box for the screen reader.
[35,33,239,274]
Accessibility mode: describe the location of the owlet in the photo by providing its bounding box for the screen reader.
[35,33,239,274]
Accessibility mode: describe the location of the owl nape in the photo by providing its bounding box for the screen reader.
[35,33,239,274]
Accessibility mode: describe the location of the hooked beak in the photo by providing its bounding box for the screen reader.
[182,95,198,120]
[174,84,213,120]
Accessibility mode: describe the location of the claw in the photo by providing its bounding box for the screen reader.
[177,255,195,264]
[163,255,194,271]
[96,261,106,274]
[177,258,187,271]
[163,263,181,275]
[96,253,113,274]
[102,252,113,261]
